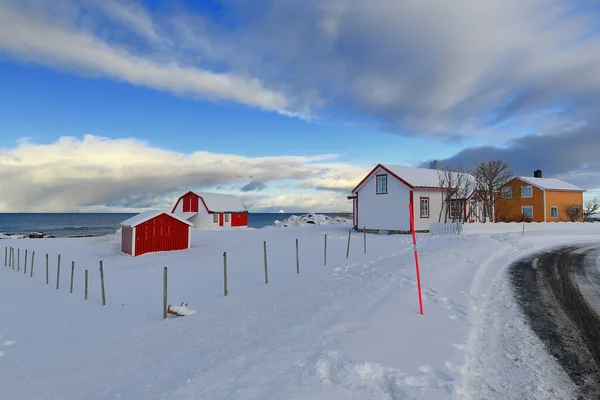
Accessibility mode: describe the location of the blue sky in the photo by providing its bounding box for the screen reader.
[0,0,599,212]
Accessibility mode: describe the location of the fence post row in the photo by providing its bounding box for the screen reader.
[346,230,351,259]
[223,252,228,297]
[324,234,327,266]
[99,261,106,306]
[163,266,168,320]
[263,241,268,284]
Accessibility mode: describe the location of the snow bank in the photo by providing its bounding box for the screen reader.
[0,232,55,239]
[273,213,351,227]
[430,221,600,235]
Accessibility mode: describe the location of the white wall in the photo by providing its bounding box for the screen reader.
[357,168,411,231]
[412,190,446,231]
[190,206,219,229]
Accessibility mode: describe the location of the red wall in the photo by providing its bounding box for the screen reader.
[231,213,248,227]
[134,214,189,256]
[121,226,133,255]
[182,194,199,213]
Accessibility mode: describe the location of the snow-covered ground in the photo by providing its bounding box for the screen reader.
[0,221,599,399]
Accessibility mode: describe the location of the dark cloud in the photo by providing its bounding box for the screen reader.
[241,180,268,192]
[434,117,600,190]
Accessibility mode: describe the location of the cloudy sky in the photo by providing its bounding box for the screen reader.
[0,0,599,212]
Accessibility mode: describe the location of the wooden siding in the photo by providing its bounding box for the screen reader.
[133,214,189,256]
[545,191,584,221]
[121,226,133,255]
[495,178,545,222]
[231,213,248,227]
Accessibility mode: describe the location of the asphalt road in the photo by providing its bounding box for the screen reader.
[511,244,600,399]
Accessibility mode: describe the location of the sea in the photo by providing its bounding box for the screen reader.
[0,213,347,238]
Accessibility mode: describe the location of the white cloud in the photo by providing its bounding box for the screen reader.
[0,135,367,212]
[0,1,300,116]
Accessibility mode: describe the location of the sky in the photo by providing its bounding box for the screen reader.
[0,0,600,213]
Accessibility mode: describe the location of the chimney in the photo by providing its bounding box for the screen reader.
[534,170,542,178]
[429,160,440,170]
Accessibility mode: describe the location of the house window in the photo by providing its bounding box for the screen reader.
[376,174,388,194]
[213,214,218,223]
[521,186,533,198]
[502,187,512,199]
[225,213,230,222]
[522,206,533,219]
[420,197,430,218]
[550,206,558,219]
[450,200,459,219]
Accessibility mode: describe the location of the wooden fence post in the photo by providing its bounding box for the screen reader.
[10,248,13,269]
[30,251,35,277]
[296,239,300,274]
[324,234,327,266]
[346,230,351,259]
[24,249,28,275]
[17,248,20,271]
[84,270,88,300]
[263,241,269,284]
[45,254,49,285]
[70,261,75,294]
[99,261,106,306]
[223,252,228,296]
[56,255,61,290]
[163,266,168,320]
[4,247,6,267]
[364,227,367,254]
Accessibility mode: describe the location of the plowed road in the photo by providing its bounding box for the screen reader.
[511,244,600,400]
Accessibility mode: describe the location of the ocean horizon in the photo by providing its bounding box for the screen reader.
[0,212,351,238]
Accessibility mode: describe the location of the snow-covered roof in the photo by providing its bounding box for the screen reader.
[517,177,585,192]
[193,192,248,213]
[120,210,193,227]
[381,164,474,189]
[179,212,198,220]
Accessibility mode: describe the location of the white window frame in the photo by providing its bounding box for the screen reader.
[213,214,218,223]
[502,187,512,199]
[550,206,558,219]
[376,174,388,194]
[449,200,460,219]
[420,197,430,218]
[521,186,533,198]
[521,206,533,219]
[225,213,230,223]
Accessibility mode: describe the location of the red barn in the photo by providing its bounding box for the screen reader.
[171,191,249,229]
[120,211,192,256]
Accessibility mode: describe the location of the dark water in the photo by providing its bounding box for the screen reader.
[0,213,345,238]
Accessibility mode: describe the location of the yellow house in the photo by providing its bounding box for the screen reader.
[495,171,585,222]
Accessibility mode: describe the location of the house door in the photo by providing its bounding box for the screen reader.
[219,213,224,226]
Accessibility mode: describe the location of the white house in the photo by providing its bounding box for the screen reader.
[171,191,249,228]
[348,163,482,233]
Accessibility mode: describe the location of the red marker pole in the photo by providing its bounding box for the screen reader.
[409,203,424,315]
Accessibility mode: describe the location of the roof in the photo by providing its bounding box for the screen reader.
[352,163,475,193]
[120,210,193,227]
[191,192,248,213]
[517,177,585,192]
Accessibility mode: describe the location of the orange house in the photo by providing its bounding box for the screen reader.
[495,171,585,222]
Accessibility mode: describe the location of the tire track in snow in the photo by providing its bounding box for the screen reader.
[510,244,600,399]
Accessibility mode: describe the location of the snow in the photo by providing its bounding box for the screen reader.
[272,213,350,227]
[517,176,585,191]
[382,164,474,189]
[120,210,193,227]
[0,223,599,399]
[194,192,248,213]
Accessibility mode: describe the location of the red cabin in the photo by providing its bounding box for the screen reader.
[171,191,249,229]
[120,211,192,256]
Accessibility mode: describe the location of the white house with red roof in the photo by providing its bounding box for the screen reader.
[172,191,249,228]
[348,163,482,232]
